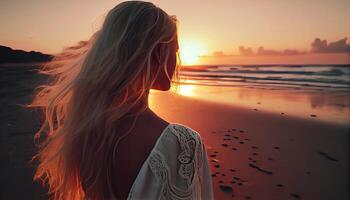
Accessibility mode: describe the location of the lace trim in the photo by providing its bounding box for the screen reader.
[172,124,202,186]
[149,151,193,199]
[148,124,203,199]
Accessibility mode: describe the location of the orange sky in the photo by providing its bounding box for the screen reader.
[0,0,349,65]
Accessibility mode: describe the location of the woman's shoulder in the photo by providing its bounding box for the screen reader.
[148,123,205,188]
[166,123,203,144]
[155,123,204,166]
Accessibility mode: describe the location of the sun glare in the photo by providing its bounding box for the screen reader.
[179,40,203,65]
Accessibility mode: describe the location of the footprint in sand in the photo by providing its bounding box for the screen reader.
[219,185,233,193]
[290,193,302,199]
[276,183,283,188]
[248,163,273,175]
[318,151,338,162]
[210,154,217,157]
[231,147,238,151]
[233,176,240,180]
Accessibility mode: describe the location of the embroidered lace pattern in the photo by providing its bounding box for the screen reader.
[148,124,203,200]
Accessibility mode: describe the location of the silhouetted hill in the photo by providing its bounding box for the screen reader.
[0,45,53,64]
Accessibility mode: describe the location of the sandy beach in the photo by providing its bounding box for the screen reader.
[0,65,349,199]
[150,90,350,200]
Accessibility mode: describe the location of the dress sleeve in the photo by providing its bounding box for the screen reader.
[198,136,214,200]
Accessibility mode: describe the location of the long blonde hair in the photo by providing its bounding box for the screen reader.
[25,1,180,199]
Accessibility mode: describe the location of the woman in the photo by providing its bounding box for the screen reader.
[26,1,213,199]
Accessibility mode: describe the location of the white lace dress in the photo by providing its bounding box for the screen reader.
[126,123,214,200]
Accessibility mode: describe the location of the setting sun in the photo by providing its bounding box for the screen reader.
[179,40,204,65]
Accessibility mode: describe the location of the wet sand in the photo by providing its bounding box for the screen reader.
[150,90,350,200]
[1,65,349,199]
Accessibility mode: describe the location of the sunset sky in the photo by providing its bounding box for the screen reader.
[1,0,349,65]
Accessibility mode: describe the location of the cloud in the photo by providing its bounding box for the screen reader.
[257,47,305,56]
[311,37,350,53]
[239,46,254,56]
[237,46,305,56]
[207,37,350,57]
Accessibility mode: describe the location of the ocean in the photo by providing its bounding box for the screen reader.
[179,65,350,92]
[175,65,350,125]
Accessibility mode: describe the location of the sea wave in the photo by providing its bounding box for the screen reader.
[179,65,350,91]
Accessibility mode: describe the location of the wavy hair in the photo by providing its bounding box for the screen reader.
[24,1,180,199]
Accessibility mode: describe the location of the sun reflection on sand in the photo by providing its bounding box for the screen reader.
[170,83,350,125]
[176,84,196,97]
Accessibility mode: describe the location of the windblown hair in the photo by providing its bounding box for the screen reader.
[25,1,180,199]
